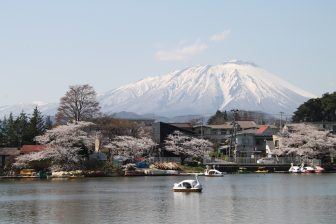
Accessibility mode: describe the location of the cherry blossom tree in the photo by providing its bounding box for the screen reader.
[164,131,213,164]
[105,135,156,158]
[35,121,94,149]
[274,123,336,159]
[14,122,95,171]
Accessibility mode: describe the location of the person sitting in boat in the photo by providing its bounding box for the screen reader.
[183,182,192,189]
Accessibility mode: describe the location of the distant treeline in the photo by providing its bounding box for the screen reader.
[206,110,280,125]
[0,107,53,147]
[293,92,336,122]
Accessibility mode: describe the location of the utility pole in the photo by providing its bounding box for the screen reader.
[279,112,284,129]
[200,115,204,139]
[230,109,239,161]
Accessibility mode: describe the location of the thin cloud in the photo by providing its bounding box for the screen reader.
[155,42,208,61]
[155,30,230,61]
[209,30,231,42]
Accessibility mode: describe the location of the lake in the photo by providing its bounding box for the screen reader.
[0,174,335,224]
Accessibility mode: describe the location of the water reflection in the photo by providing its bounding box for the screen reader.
[0,174,335,224]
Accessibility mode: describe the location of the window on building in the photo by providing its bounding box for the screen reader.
[275,140,279,148]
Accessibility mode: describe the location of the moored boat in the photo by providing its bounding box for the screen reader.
[238,167,251,173]
[300,163,315,173]
[314,165,324,173]
[204,166,224,177]
[255,167,268,173]
[289,163,301,173]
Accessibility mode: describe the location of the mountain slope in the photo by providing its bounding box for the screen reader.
[0,102,58,118]
[0,60,315,118]
[99,60,315,116]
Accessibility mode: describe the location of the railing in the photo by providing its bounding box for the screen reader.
[204,156,321,165]
[148,157,181,163]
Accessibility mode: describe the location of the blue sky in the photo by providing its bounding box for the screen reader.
[0,0,335,105]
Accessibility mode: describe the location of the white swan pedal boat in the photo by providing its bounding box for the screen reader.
[204,169,224,177]
[173,176,202,192]
[288,163,301,173]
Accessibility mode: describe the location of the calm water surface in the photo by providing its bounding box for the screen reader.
[0,174,335,224]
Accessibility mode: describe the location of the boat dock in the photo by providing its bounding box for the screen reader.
[204,163,291,173]
[204,157,321,173]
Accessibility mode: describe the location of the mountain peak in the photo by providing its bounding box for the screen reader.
[99,62,315,116]
[0,61,315,118]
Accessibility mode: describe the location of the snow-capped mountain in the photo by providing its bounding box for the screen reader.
[0,102,58,118]
[0,60,315,118]
[99,60,315,116]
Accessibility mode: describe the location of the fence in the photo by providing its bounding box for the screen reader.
[204,156,321,165]
[148,157,181,163]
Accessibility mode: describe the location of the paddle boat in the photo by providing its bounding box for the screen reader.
[314,165,324,173]
[238,167,249,173]
[300,163,315,173]
[173,175,202,192]
[289,163,301,173]
[204,166,224,177]
[255,167,269,173]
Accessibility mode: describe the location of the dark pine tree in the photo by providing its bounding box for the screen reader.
[15,111,30,146]
[0,118,5,147]
[44,116,53,130]
[27,106,46,144]
[4,113,18,147]
[207,110,228,125]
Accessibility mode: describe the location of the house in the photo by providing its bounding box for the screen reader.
[235,129,258,157]
[237,121,259,130]
[193,120,259,144]
[235,125,278,157]
[152,122,194,147]
[194,123,233,143]
[168,123,194,132]
[20,145,47,154]
[265,140,276,157]
[152,122,195,157]
[0,148,20,168]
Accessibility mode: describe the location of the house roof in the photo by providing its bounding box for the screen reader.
[0,148,20,156]
[169,123,193,129]
[194,121,258,130]
[20,145,47,154]
[206,124,233,129]
[236,121,258,129]
[256,125,269,134]
[193,123,233,129]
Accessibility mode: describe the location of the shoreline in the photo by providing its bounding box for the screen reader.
[1,171,336,180]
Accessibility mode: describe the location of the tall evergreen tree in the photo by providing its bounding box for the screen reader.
[223,111,228,121]
[0,118,5,147]
[15,111,30,146]
[4,113,18,147]
[45,116,53,130]
[207,110,228,125]
[27,107,46,144]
